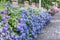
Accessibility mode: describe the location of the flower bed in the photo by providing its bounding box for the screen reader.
[0,4,51,40]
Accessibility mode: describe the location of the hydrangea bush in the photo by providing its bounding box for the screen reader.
[0,3,51,40]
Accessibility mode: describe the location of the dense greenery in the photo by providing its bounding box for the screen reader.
[41,0,56,9]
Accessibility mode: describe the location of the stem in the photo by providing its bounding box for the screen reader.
[39,0,41,9]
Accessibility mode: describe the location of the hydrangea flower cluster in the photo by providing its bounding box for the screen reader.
[0,4,51,40]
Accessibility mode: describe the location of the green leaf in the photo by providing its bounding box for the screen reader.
[0,14,2,22]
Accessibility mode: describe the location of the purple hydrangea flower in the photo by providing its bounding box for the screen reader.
[3,10,7,14]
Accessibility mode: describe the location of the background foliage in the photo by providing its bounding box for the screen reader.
[0,0,59,8]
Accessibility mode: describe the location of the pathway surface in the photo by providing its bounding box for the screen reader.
[37,13,60,40]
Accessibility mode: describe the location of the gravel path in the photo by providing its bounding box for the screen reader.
[37,13,60,40]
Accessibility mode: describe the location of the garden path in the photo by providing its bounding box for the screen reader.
[37,13,60,40]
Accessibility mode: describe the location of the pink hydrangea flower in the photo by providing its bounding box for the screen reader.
[51,8,59,13]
